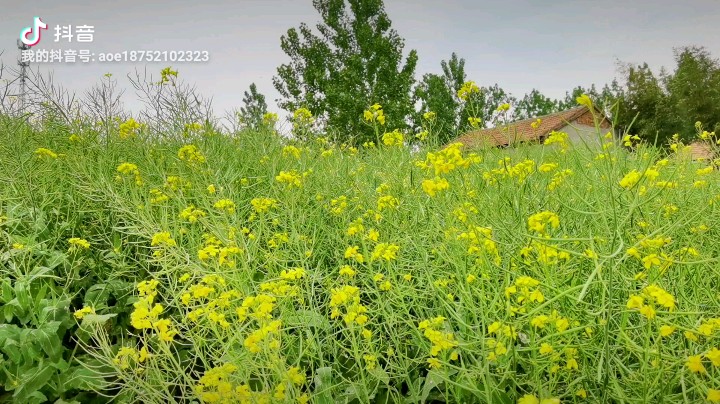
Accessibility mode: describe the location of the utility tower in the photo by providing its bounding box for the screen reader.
[17,39,30,114]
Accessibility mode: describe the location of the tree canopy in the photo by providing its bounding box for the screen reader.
[273,0,417,144]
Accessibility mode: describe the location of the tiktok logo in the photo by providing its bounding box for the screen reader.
[20,17,47,47]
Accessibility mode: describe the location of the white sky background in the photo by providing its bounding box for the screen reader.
[1,0,719,122]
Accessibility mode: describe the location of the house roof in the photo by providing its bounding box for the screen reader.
[454,106,604,148]
[687,141,716,160]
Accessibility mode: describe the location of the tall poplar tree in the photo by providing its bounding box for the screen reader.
[273,0,418,144]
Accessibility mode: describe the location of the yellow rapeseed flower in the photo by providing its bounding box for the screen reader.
[576,93,593,109]
[35,147,59,159]
[68,237,91,251]
[659,325,676,337]
[177,144,206,165]
[382,129,404,147]
[457,81,480,101]
[422,177,450,197]
[74,306,95,319]
[706,347,720,367]
[687,355,706,373]
[517,394,540,404]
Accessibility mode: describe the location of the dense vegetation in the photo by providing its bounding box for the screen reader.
[1,99,720,402]
[1,2,719,403]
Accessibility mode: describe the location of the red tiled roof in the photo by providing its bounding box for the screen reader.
[687,141,716,160]
[454,106,602,148]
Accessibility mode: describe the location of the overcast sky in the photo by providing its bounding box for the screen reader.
[1,0,719,120]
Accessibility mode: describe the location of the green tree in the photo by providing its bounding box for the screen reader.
[664,46,720,139]
[614,62,674,144]
[238,83,268,131]
[607,46,720,145]
[514,89,561,120]
[459,83,515,129]
[559,85,605,110]
[412,53,466,144]
[412,51,515,144]
[273,0,418,144]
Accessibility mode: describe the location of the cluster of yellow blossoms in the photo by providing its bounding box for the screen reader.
[181,274,238,324]
[418,316,459,369]
[627,235,674,278]
[213,198,236,214]
[119,117,142,139]
[179,205,207,223]
[197,234,242,267]
[250,197,278,214]
[483,157,535,185]
[626,284,676,320]
[457,81,480,101]
[130,279,177,342]
[113,345,151,371]
[68,237,91,251]
[416,142,479,197]
[486,320,516,362]
[275,170,304,188]
[35,147,60,159]
[382,129,404,147]
[363,103,386,125]
[165,175,192,192]
[329,285,369,327]
[116,162,143,186]
[177,144,206,166]
[543,130,569,151]
[195,363,308,404]
[456,225,501,265]
[421,177,449,197]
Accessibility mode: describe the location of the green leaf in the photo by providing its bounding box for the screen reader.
[4,302,14,323]
[38,298,71,324]
[369,366,390,386]
[0,323,22,345]
[54,399,81,404]
[80,313,117,328]
[29,321,63,361]
[1,279,13,303]
[313,366,334,404]
[14,281,31,315]
[44,250,68,270]
[26,265,57,283]
[420,369,445,403]
[14,362,55,402]
[61,365,109,391]
[2,336,24,364]
[26,391,49,404]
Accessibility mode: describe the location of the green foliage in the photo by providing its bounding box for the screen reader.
[412,53,467,145]
[0,274,108,403]
[413,53,518,144]
[0,119,148,402]
[3,104,720,403]
[238,83,268,131]
[3,41,720,404]
[513,88,562,120]
[613,46,720,144]
[459,83,514,129]
[665,47,720,139]
[0,241,113,403]
[273,0,418,144]
[615,63,673,143]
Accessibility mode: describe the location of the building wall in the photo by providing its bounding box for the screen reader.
[558,123,608,148]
